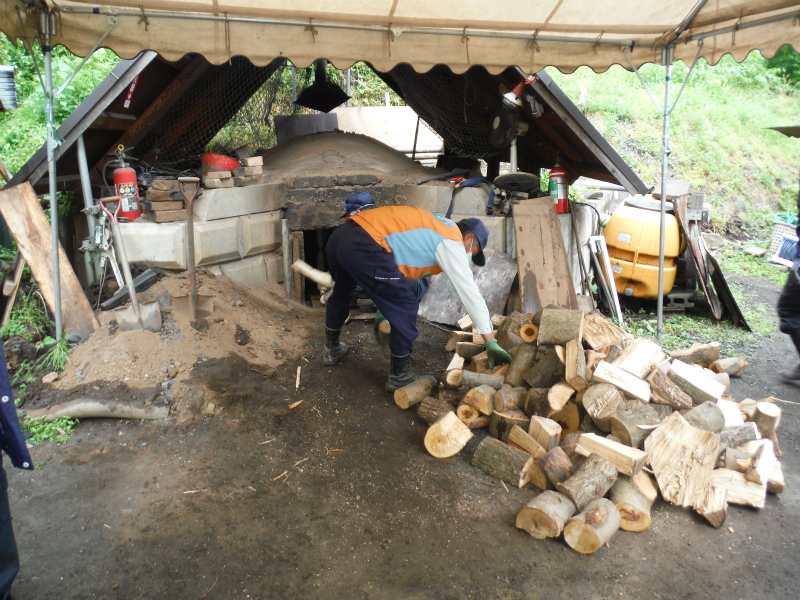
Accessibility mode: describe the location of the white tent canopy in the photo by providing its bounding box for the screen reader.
[2,1,799,73]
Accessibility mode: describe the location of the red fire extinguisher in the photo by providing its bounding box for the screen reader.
[548,167,569,213]
[111,145,141,221]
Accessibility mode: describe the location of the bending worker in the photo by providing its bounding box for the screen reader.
[323,203,511,391]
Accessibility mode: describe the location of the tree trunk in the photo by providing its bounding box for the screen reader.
[564,498,621,554]
[610,477,653,532]
[424,412,473,458]
[556,453,619,511]
[538,446,574,486]
[583,383,625,433]
[417,396,454,425]
[472,437,535,488]
[516,491,576,539]
[394,377,436,410]
[504,342,537,387]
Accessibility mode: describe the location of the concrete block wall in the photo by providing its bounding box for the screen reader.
[208,253,285,288]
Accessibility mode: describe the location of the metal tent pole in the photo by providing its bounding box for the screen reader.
[656,46,674,343]
[77,135,98,285]
[42,9,62,341]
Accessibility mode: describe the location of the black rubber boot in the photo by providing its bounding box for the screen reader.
[323,327,348,366]
[780,330,800,383]
[385,353,436,392]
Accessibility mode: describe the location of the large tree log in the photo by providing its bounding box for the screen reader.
[565,338,588,392]
[592,361,651,402]
[613,338,666,379]
[575,433,648,476]
[504,342,537,387]
[395,378,436,410]
[516,491,576,539]
[610,404,662,448]
[644,412,720,508]
[538,446,574,486]
[646,368,693,410]
[710,357,748,377]
[529,416,562,451]
[610,477,653,532]
[489,409,530,441]
[695,485,728,528]
[582,312,631,350]
[537,308,584,346]
[494,385,528,412]
[582,383,625,433]
[556,453,619,511]
[417,396,455,425]
[424,412,473,458]
[563,498,621,554]
[523,346,565,388]
[463,384,498,416]
[667,360,726,405]
[709,469,767,508]
[670,342,721,368]
[683,401,725,433]
[472,437,535,488]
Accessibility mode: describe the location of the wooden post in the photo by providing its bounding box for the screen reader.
[516,491,576,539]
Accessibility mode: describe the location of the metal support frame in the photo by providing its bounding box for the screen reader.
[76,135,98,285]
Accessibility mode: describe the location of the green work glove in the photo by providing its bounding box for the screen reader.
[372,310,386,345]
[485,340,511,369]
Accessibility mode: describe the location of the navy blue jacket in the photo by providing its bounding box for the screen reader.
[0,343,33,470]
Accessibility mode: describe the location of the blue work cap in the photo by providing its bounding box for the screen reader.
[342,192,375,217]
[458,218,489,266]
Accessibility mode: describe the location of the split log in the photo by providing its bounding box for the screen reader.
[516,491,576,539]
[463,384,497,416]
[494,385,528,412]
[710,357,748,377]
[610,402,662,448]
[592,361,651,402]
[753,401,781,444]
[644,412,720,508]
[472,437,535,488]
[767,462,785,494]
[551,401,580,436]
[582,383,625,432]
[723,448,753,473]
[445,331,473,352]
[456,342,485,360]
[631,470,659,504]
[556,453,619,511]
[491,314,507,328]
[457,314,473,330]
[604,345,623,363]
[581,312,631,350]
[504,343,537,387]
[584,350,606,381]
[519,323,539,343]
[470,351,489,374]
[523,346,565,388]
[424,412,473,458]
[745,440,777,486]
[682,401,725,433]
[648,403,673,421]
[394,378,436,409]
[709,469,766,508]
[581,414,604,436]
[563,498,621,554]
[738,398,759,421]
[565,338,588,392]
[716,398,745,428]
[528,416,562,451]
[710,371,731,393]
[491,364,509,378]
[610,477,653,532]
[543,382,576,417]
[537,308,584,346]
[417,396,454,425]
[575,433,648,476]
[489,409,530,441]
[646,368,693,410]
[441,354,465,387]
[560,432,583,461]
[500,331,523,352]
[670,342,720,368]
[612,338,666,379]
[523,388,550,417]
[507,425,546,459]
[495,311,527,349]
[695,485,728,528]
[538,446,574,486]
[667,360,726,405]
[456,402,490,429]
[717,422,759,457]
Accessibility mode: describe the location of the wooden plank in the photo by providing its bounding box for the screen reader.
[0,183,99,340]
[513,198,579,314]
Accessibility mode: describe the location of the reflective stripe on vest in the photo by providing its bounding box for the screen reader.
[349,206,463,279]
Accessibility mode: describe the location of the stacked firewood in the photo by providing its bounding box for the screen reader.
[395,308,784,555]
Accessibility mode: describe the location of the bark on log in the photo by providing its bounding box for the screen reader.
[519,323,539,343]
[560,432,583,461]
[505,343,538,387]
[417,396,455,425]
[523,388,550,417]
[463,384,498,416]
[575,433,648,476]
[523,346,565,389]
[395,378,436,409]
[683,401,725,433]
[610,477,653,532]
[516,491,576,539]
[722,447,752,472]
[556,453,619,511]
[494,385,528,412]
[646,368,693,410]
[710,357,748,377]
[528,381,576,419]
[610,404,662,448]
[564,498,621,554]
[551,401,581,436]
[695,485,728,528]
[439,388,466,407]
[538,446,574,486]
[565,338,588,392]
[456,342,485,360]
[612,337,666,379]
[506,426,548,489]
[582,383,625,433]
[717,422,759,457]
[424,412,473,458]
[670,342,721,368]
[528,416,562,451]
[489,409,530,441]
[461,371,505,390]
[472,436,535,488]
[537,308,584,346]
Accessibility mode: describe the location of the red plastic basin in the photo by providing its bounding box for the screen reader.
[201,153,240,175]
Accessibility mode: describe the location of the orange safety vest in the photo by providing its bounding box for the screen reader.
[349,205,463,279]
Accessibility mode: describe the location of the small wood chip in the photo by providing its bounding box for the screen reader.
[289,400,303,409]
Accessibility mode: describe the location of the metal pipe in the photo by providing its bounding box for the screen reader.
[76,135,98,285]
[345,68,351,106]
[657,46,674,344]
[55,17,118,98]
[42,10,62,341]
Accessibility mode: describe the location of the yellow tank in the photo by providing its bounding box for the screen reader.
[602,196,682,299]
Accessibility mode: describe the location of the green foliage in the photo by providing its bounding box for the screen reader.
[0,285,51,340]
[716,242,788,285]
[13,336,72,384]
[766,45,800,85]
[21,414,78,444]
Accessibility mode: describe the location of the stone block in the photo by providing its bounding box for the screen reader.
[194,183,285,221]
[232,165,263,177]
[240,211,282,257]
[233,174,268,187]
[243,156,263,167]
[205,170,231,179]
[284,185,399,230]
[399,184,492,215]
[208,255,268,287]
[150,179,180,192]
[264,252,284,283]
[193,218,240,267]
[118,222,186,269]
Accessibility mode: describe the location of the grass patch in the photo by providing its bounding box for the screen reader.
[13,336,73,386]
[0,285,51,340]
[716,242,789,285]
[21,415,78,444]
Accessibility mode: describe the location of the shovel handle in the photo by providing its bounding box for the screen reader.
[98,196,122,224]
[178,177,201,213]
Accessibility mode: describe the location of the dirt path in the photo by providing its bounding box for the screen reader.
[6,275,800,600]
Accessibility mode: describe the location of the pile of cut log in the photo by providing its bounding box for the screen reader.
[203,156,266,189]
[142,178,186,223]
[395,308,785,555]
